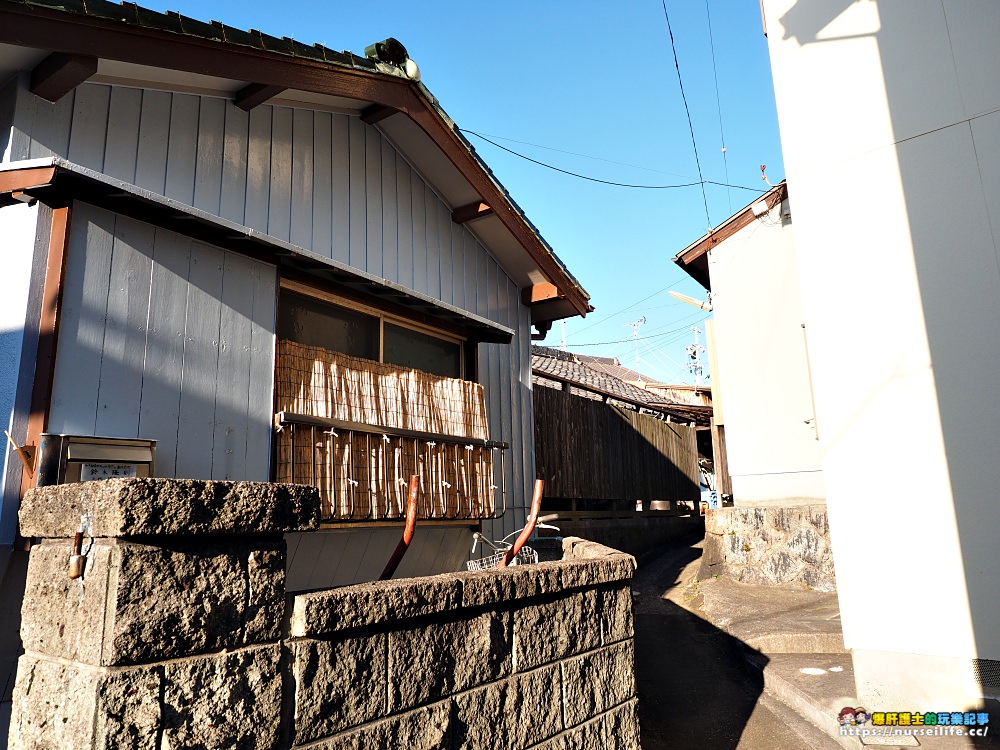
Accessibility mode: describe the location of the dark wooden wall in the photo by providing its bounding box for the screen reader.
[533,385,700,508]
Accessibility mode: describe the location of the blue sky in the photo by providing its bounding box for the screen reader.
[141,0,785,384]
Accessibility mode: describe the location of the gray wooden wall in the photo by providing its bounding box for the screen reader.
[48,202,277,482]
[3,79,535,536]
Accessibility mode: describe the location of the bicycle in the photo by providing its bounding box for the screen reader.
[466,480,559,570]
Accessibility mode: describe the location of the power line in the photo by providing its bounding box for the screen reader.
[704,0,732,214]
[460,130,696,179]
[460,129,765,193]
[661,0,712,227]
[567,316,711,348]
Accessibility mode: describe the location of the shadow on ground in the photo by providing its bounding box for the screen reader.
[633,536,776,750]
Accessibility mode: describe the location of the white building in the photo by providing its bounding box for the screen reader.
[762,0,1000,708]
[675,182,826,506]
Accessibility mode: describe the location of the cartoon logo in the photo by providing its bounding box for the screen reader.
[838,707,870,726]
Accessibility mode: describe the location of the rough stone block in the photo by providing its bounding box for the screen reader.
[161,645,282,749]
[562,641,636,728]
[455,561,563,607]
[389,611,511,712]
[600,583,634,644]
[556,554,635,591]
[291,575,460,637]
[600,699,641,748]
[19,478,320,538]
[514,590,601,671]
[22,538,285,666]
[292,634,387,743]
[531,715,603,750]
[453,665,563,750]
[305,700,452,749]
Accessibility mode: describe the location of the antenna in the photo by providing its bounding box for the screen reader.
[687,325,706,387]
[625,317,646,376]
[560,320,566,351]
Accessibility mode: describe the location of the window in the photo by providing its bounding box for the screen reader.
[277,282,463,377]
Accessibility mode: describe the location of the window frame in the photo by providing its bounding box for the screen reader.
[278,279,466,379]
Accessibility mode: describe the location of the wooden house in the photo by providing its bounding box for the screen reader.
[0,0,592,592]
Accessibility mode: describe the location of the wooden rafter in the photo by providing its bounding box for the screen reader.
[234,82,286,111]
[361,104,398,124]
[30,52,98,102]
[452,201,493,225]
[521,282,561,306]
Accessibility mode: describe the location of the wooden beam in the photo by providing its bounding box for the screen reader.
[521,282,561,306]
[0,166,56,194]
[452,201,493,224]
[361,104,398,125]
[22,205,72,497]
[234,82,286,111]
[30,52,98,102]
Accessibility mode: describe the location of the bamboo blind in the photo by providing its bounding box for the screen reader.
[274,340,495,520]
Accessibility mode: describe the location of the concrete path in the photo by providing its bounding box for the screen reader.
[633,536,841,750]
[634,536,999,750]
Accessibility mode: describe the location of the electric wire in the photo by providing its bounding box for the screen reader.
[460,129,765,193]
[704,0,732,213]
[661,0,712,227]
[568,315,711,348]
[462,130,695,179]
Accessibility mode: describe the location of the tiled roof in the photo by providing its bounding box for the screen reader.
[531,346,711,426]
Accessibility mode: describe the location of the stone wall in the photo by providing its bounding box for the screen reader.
[9,478,641,749]
[699,505,836,591]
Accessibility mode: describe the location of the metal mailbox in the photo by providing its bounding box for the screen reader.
[36,434,156,487]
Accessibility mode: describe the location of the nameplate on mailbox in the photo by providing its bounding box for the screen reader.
[80,463,138,481]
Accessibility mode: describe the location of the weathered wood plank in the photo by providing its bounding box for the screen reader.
[290,107,313,249]
[67,83,110,172]
[330,113,351,264]
[533,385,700,506]
[348,116,367,269]
[48,202,114,435]
[135,90,171,194]
[381,139,397,282]
[138,227,191,477]
[174,240,224,479]
[211,251,256,480]
[102,86,141,182]
[220,102,249,224]
[245,260,277,481]
[94,214,154,438]
[311,111,332,257]
[394,157,413,289]
[267,105,293,242]
[164,93,199,205]
[28,86,74,160]
[410,169,426,294]
[193,95,225,216]
[244,105,272,233]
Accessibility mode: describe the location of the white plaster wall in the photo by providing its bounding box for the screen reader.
[763,0,1000,703]
[708,204,825,504]
[0,202,38,546]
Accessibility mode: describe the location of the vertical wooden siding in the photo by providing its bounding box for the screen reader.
[533,385,700,506]
[47,202,277,481]
[6,81,533,521]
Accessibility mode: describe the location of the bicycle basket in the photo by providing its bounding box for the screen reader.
[466,546,538,571]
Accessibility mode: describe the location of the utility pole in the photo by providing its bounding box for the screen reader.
[626,317,646,376]
[687,325,706,386]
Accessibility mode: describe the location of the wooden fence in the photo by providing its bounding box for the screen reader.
[533,385,700,509]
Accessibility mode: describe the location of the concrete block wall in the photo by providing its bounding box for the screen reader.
[8,479,641,749]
